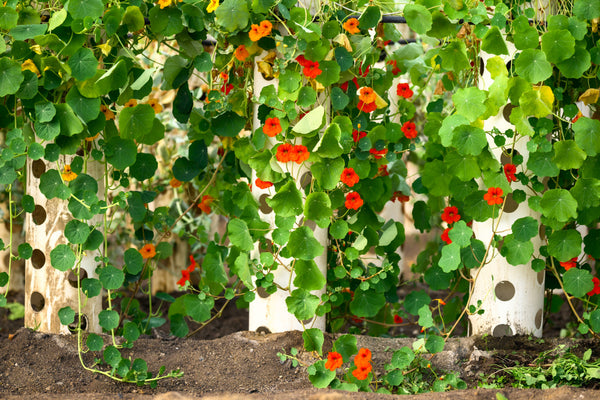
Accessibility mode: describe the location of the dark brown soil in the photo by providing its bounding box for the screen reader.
[2,291,600,400]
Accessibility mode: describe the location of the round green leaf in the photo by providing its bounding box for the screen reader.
[98,265,125,290]
[99,309,120,330]
[553,140,586,170]
[18,243,32,260]
[118,104,155,140]
[214,0,249,32]
[556,46,591,79]
[573,0,600,20]
[292,106,324,135]
[573,117,600,157]
[293,259,325,291]
[439,242,461,272]
[64,219,90,244]
[86,333,104,351]
[304,192,332,224]
[540,189,577,222]
[333,334,358,362]
[515,49,552,83]
[303,328,324,355]
[501,234,534,266]
[65,86,100,122]
[563,268,594,298]
[0,7,19,30]
[512,217,538,241]
[315,60,341,87]
[285,288,319,320]
[425,334,445,354]
[68,48,98,81]
[266,180,303,218]
[404,4,432,34]
[50,244,76,271]
[350,288,386,318]
[481,26,509,55]
[227,219,254,251]
[452,125,487,156]
[447,220,473,248]
[286,226,325,260]
[0,57,24,97]
[584,229,600,259]
[104,137,137,170]
[82,278,102,298]
[311,158,345,190]
[548,229,582,262]
[541,30,575,63]
[58,306,75,325]
[68,0,104,20]
[308,360,336,389]
[129,152,157,181]
[330,220,349,240]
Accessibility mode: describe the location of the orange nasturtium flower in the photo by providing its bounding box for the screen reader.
[396,83,413,99]
[263,117,282,137]
[352,362,372,380]
[355,348,372,366]
[140,243,156,259]
[504,163,517,182]
[157,0,177,9]
[358,87,376,104]
[369,148,388,159]
[169,177,182,188]
[484,187,504,205]
[61,165,77,182]
[441,206,460,224]
[441,227,452,244]
[324,352,343,371]
[100,104,115,120]
[276,143,295,163]
[177,255,197,287]
[343,17,360,34]
[198,195,215,214]
[560,257,577,271]
[234,45,249,61]
[291,145,309,164]
[249,20,272,41]
[124,99,138,108]
[147,98,163,113]
[206,0,219,13]
[255,178,273,189]
[345,192,363,210]
[340,167,359,187]
[401,121,417,139]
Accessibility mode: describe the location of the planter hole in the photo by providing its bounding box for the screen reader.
[32,205,47,225]
[492,324,513,337]
[68,269,88,289]
[495,280,515,301]
[31,249,46,269]
[501,149,520,165]
[257,286,270,298]
[256,326,271,334]
[535,309,543,330]
[68,313,88,333]
[31,159,46,178]
[502,104,515,123]
[30,292,45,312]
[300,172,312,189]
[537,270,545,285]
[259,194,273,214]
[503,193,519,213]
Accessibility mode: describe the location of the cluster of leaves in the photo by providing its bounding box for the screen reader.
[1,0,600,392]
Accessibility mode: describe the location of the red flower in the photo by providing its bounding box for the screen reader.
[220,83,233,94]
[177,255,197,287]
[345,192,363,210]
[358,63,370,77]
[441,227,452,244]
[255,178,273,189]
[234,45,249,61]
[296,55,310,67]
[352,129,367,143]
[291,145,309,164]
[396,83,413,99]
[302,61,322,79]
[324,352,343,371]
[504,164,517,182]
[441,206,461,224]
[484,187,504,205]
[263,117,282,137]
[560,257,577,271]
[369,148,388,159]
[387,59,401,75]
[377,164,389,176]
[276,143,296,163]
[588,277,600,296]
[573,111,583,123]
[391,191,410,202]
[352,362,372,380]
[393,314,403,324]
[341,167,360,187]
[140,244,156,259]
[354,348,372,366]
[401,121,417,139]
[198,195,215,214]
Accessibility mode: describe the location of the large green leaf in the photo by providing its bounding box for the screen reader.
[573,117,600,157]
[315,60,341,87]
[266,180,303,217]
[0,7,18,30]
[452,87,487,122]
[350,288,386,317]
[65,86,100,122]
[553,140,586,170]
[286,288,319,320]
[563,268,594,298]
[64,220,90,244]
[50,244,76,271]
[452,125,487,156]
[527,151,560,177]
[212,111,246,137]
[571,178,600,210]
[292,106,325,135]
[227,219,254,251]
[540,189,577,222]
[439,242,461,272]
[501,234,534,266]
[547,229,582,262]
[541,30,575,63]
[286,226,324,260]
[304,191,332,226]
[311,157,345,190]
[445,152,480,181]
[293,259,326,291]
[313,123,344,158]
[514,49,552,83]
[584,229,600,259]
[98,265,125,290]
[215,0,249,32]
[440,40,470,72]
[403,4,432,34]
[512,217,538,241]
[119,104,155,140]
[447,220,473,248]
[39,169,71,200]
[68,0,104,20]
[573,0,600,20]
[104,137,137,170]
[68,48,98,81]
[556,46,591,79]
[9,24,47,40]
[481,26,508,55]
[0,58,24,97]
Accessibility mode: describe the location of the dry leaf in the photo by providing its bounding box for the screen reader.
[578,88,599,105]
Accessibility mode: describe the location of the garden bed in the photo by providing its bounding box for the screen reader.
[2,291,600,400]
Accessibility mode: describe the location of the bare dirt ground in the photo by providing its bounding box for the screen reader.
[2,292,600,400]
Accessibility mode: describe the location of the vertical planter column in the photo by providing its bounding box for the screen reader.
[469,49,545,337]
[25,155,103,334]
[248,52,328,333]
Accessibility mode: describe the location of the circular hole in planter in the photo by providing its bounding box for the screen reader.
[492,324,513,337]
[537,270,545,285]
[495,280,515,301]
[256,326,271,334]
[503,193,519,213]
[30,292,45,312]
[302,317,314,326]
[68,313,88,333]
[31,159,46,178]
[31,249,46,269]
[32,205,47,225]
[479,57,485,76]
[68,269,88,289]
[502,103,515,123]
[535,309,543,330]
[300,172,312,189]
[259,194,273,214]
[257,286,270,298]
[501,149,520,165]
[539,224,546,240]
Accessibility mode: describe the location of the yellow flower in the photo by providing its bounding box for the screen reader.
[97,43,112,57]
[124,99,138,108]
[30,44,42,55]
[157,0,172,9]
[21,59,40,77]
[100,105,115,120]
[207,0,219,13]
[61,165,77,182]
